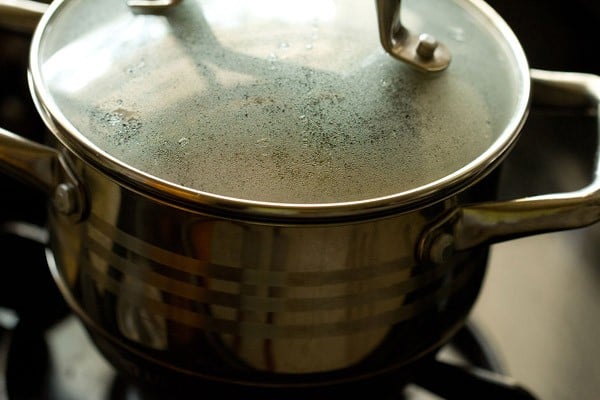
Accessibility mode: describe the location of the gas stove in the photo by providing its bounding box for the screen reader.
[0,289,535,399]
[1,1,600,399]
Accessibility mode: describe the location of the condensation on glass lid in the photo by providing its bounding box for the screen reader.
[38,0,521,204]
[77,58,493,204]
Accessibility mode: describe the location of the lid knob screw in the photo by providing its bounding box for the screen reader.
[416,33,439,60]
[52,183,77,215]
[428,233,455,264]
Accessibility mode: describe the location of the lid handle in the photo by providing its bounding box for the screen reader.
[125,0,451,71]
[376,0,451,72]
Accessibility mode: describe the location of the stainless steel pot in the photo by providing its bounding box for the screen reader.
[1,0,599,389]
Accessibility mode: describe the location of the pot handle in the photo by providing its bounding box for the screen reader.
[419,69,600,263]
[0,127,86,221]
[0,0,47,33]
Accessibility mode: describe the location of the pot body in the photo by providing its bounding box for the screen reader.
[3,0,600,391]
[47,146,497,385]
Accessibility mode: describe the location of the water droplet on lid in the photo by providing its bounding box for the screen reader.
[279,42,290,49]
[304,43,313,50]
[127,60,145,74]
[451,27,465,42]
[256,137,269,146]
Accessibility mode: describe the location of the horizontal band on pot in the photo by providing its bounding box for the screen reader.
[83,234,458,312]
[86,213,419,287]
[78,253,477,338]
[77,258,475,339]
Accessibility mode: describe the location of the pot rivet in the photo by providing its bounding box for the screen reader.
[53,183,77,215]
[416,33,439,60]
[429,233,455,264]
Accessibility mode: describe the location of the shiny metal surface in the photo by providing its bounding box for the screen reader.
[0,126,59,192]
[419,70,600,261]
[375,0,451,72]
[460,70,600,246]
[45,158,493,377]
[0,127,86,220]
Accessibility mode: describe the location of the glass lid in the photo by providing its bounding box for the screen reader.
[31,0,529,212]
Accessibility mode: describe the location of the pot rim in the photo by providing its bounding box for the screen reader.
[28,0,530,223]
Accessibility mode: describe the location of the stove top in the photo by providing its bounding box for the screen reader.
[1,287,535,399]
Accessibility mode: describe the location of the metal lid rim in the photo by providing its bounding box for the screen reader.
[27,0,531,222]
